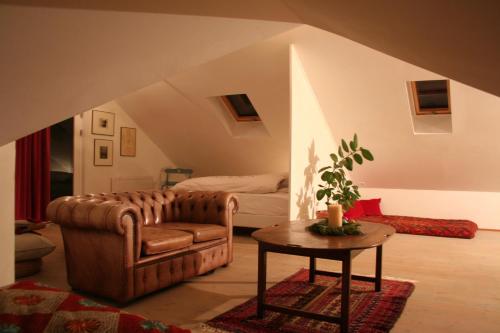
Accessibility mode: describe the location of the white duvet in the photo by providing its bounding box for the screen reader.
[172,173,287,194]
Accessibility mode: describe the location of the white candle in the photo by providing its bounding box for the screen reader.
[328,204,343,228]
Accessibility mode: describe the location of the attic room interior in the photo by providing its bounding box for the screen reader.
[1,1,499,332]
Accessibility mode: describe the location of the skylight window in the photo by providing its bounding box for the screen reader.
[220,94,261,122]
[411,80,451,115]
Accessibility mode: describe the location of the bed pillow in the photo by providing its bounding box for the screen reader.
[172,173,288,194]
[278,177,289,189]
[343,201,365,220]
[359,198,383,216]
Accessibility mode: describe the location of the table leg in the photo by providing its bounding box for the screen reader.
[375,245,382,292]
[257,242,267,319]
[309,256,316,283]
[340,252,352,333]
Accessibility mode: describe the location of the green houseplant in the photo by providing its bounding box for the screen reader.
[309,134,374,236]
[316,133,374,211]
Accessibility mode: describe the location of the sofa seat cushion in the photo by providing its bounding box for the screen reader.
[161,223,227,242]
[141,226,193,255]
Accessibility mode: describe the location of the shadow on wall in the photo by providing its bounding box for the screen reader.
[295,141,319,220]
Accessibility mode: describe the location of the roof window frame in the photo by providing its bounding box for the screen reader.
[410,80,451,115]
[220,94,261,122]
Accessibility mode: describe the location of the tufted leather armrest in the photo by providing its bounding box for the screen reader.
[46,196,142,235]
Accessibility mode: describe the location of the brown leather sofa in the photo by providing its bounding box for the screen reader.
[46,190,238,303]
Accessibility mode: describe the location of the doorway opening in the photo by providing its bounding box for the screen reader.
[50,118,74,200]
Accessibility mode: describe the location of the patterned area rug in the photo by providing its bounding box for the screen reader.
[0,280,190,333]
[203,269,414,333]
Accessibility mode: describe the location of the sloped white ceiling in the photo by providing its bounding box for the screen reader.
[117,34,291,176]
[0,4,297,145]
[6,0,499,97]
[288,26,500,192]
[284,0,500,98]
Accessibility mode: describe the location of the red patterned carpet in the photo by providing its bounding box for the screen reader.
[204,269,414,333]
[0,280,190,333]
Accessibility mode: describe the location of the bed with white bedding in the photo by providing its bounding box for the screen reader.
[233,190,289,228]
[173,174,290,228]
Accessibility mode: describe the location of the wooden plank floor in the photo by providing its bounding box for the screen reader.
[33,224,500,332]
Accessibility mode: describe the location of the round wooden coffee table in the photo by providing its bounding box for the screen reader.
[252,220,395,333]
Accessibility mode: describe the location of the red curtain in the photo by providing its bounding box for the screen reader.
[15,128,51,222]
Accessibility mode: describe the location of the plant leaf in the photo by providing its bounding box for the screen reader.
[353,153,363,164]
[326,172,335,183]
[316,189,326,201]
[341,139,349,152]
[318,166,331,173]
[338,146,344,158]
[349,140,356,151]
[353,133,358,148]
[329,153,338,163]
[361,148,374,161]
[321,171,331,181]
[345,157,353,171]
[333,172,341,182]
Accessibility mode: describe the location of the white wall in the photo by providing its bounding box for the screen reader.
[286,26,500,192]
[0,143,15,286]
[118,33,291,177]
[361,187,500,229]
[79,101,174,194]
[289,44,338,220]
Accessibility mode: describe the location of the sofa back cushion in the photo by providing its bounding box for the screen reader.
[85,190,235,227]
[171,191,231,225]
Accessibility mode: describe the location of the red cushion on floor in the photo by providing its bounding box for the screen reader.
[359,198,383,216]
[362,215,478,239]
[343,201,365,220]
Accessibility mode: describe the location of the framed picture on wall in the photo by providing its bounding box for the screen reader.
[94,139,113,166]
[91,110,115,136]
[120,127,136,157]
